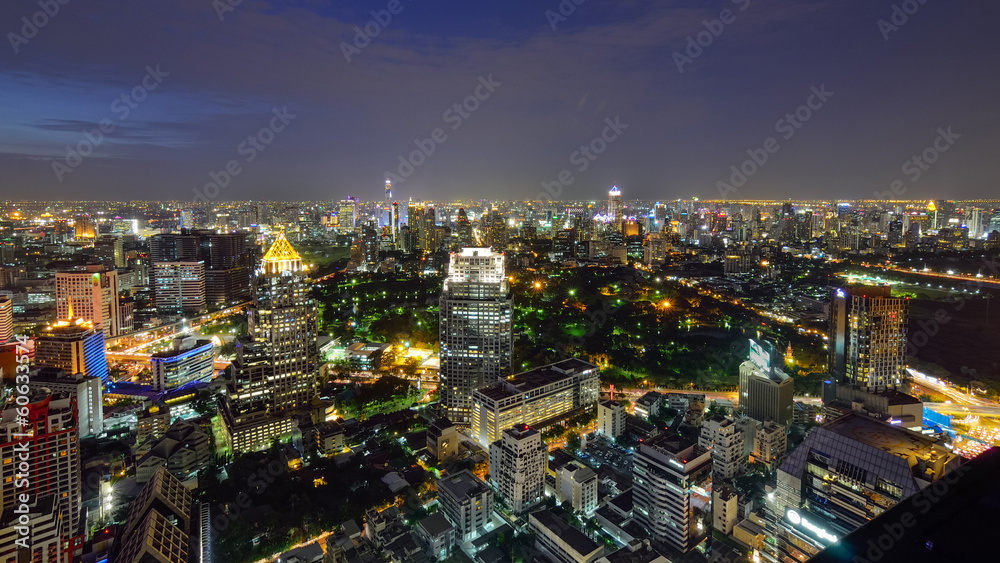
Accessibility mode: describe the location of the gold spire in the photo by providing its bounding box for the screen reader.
[261,231,303,274]
[67,296,73,320]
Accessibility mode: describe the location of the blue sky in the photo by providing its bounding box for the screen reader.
[1,0,998,202]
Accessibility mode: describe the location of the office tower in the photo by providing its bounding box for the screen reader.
[598,400,627,439]
[406,202,424,252]
[529,510,604,563]
[420,206,437,251]
[74,215,96,239]
[153,260,206,315]
[766,413,960,562]
[149,232,200,263]
[223,232,317,452]
[55,265,122,336]
[489,424,547,514]
[483,207,508,251]
[608,185,622,231]
[437,470,494,541]
[201,231,253,306]
[339,197,357,232]
[555,461,598,515]
[35,312,110,383]
[633,433,712,553]
[456,208,473,248]
[472,359,598,446]
[384,178,393,226]
[967,207,983,238]
[1,392,82,553]
[150,336,216,391]
[698,416,747,480]
[738,341,794,425]
[93,235,125,268]
[0,295,11,342]
[828,285,908,391]
[439,248,513,424]
[391,201,400,248]
[28,367,104,437]
[753,420,787,464]
[114,466,200,563]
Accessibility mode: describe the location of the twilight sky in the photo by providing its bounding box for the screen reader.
[1,0,998,203]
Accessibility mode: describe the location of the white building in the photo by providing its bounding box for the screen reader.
[598,400,627,439]
[530,509,604,563]
[151,336,216,391]
[153,260,206,315]
[437,470,494,541]
[489,425,547,515]
[698,416,748,480]
[556,461,598,516]
[28,367,104,437]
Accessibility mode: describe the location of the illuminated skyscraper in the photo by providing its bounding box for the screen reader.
[439,248,512,424]
[55,266,122,337]
[828,285,908,391]
[0,295,11,343]
[223,232,318,452]
[607,185,622,231]
[34,307,109,383]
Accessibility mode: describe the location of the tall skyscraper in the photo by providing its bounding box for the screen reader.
[738,340,794,425]
[828,285,908,391]
[489,424,547,515]
[153,261,207,315]
[967,207,983,239]
[55,266,122,337]
[35,308,110,383]
[223,232,318,452]
[607,185,622,231]
[1,392,83,554]
[338,197,357,232]
[439,248,513,424]
[633,433,712,553]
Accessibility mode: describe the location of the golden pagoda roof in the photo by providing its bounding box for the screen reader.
[262,231,302,263]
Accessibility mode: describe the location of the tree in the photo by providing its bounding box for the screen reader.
[566,433,581,451]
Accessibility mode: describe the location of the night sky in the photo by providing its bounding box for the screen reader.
[2,0,998,203]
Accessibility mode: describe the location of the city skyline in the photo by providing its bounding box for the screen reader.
[2,1,999,201]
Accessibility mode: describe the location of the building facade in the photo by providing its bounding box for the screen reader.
[598,400,627,439]
[34,315,109,383]
[151,336,216,391]
[489,425,547,515]
[439,248,513,424]
[153,260,206,315]
[55,266,122,336]
[437,470,493,541]
[738,359,794,426]
[828,285,908,391]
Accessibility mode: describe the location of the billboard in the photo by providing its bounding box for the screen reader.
[749,339,772,372]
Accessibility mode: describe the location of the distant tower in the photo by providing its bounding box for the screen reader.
[392,201,400,248]
[385,178,393,228]
[828,285,908,391]
[608,185,622,231]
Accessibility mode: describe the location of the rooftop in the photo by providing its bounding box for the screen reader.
[438,470,489,501]
[530,509,602,557]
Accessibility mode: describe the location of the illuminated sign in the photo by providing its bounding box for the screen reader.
[786,510,838,543]
[836,288,846,298]
[749,339,771,372]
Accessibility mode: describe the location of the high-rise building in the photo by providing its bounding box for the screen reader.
[1,391,83,553]
[766,413,960,562]
[0,295,11,343]
[28,367,104,437]
[472,359,599,446]
[608,185,622,231]
[151,336,216,392]
[153,261,206,315]
[598,400,627,439]
[828,285,908,391]
[967,207,983,239]
[338,197,357,232]
[55,266,122,337]
[555,461,598,516]
[114,466,201,563]
[437,470,493,542]
[698,416,747,480]
[439,248,512,424]
[738,350,794,425]
[633,433,712,553]
[34,313,109,383]
[489,424,547,515]
[0,496,66,563]
[223,232,317,452]
[753,420,787,464]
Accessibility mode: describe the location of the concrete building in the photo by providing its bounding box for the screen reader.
[753,421,787,465]
[712,484,739,535]
[633,433,712,553]
[634,391,663,421]
[115,466,199,563]
[738,358,793,426]
[530,509,605,563]
[439,248,513,424]
[151,336,216,391]
[427,417,460,462]
[828,285,908,391]
[34,314,109,383]
[27,367,104,437]
[698,416,747,480]
[437,470,494,541]
[415,513,455,560]
[136,419,211,484]
[0,496,66,563]
[153,260,206,315]
[136,404,172,457]
[315,421,346,457]
[55,266,122,336]
[0,295,11,343]
[556,461,599,516]
[598,400,627,439]
[490,424,547,515]
[472,358,599,447]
